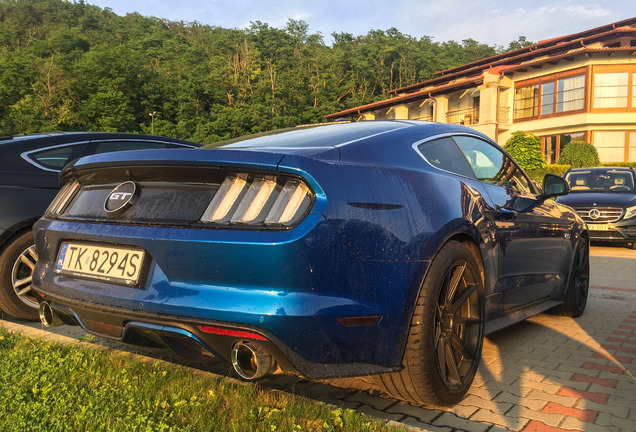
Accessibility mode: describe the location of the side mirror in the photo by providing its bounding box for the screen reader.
[541,174,570,199]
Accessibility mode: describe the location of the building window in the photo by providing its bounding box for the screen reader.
[541,132,586,164]
[630,132,636,162]
[591,65,636,111]
[541,82,554,115]
[514,69,586,121]
[557,75,585,112]
[514,85,538,119]
[632,73,636,107]
[592,131,629,162]
[593,72,629,108]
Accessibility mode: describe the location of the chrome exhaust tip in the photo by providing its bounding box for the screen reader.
[39,302,63,327]
[231,342,275,380]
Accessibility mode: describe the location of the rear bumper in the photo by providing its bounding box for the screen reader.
[37,296,403,379]
[32,216,428,378]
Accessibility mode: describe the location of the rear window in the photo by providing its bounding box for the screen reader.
[565,170,635,192]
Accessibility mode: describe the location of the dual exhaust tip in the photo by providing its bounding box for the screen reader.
[40,301,276,380]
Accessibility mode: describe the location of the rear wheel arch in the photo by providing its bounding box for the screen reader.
[551,233,590,317]
[378,237,486,406]
[0,219,38,255]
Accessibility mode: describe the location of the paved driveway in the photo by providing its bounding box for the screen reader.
[2,243,635,432]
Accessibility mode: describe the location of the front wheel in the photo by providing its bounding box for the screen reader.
[378,241,484,406]
[0,231,40,320]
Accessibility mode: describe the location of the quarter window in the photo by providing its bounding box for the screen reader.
[417,137,475,178]
[453,136,533,194]
[27,144,86,170]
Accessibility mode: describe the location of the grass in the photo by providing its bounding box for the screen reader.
[0,327,403,432]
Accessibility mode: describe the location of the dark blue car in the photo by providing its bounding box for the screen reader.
[32,121,588,405]
[0,132,200,321]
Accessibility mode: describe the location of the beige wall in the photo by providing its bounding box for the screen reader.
[358,52,636,161]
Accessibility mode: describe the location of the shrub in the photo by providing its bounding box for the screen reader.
[557,141,600,167]
[600,161,636,168]
[503,131,546,171]
[526,164,570,183]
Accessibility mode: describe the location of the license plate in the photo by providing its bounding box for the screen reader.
[56,242,145,285]
[587,223,609,231]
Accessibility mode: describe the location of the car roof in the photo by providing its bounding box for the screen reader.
[207,120,485,151]
[0,132,199,148]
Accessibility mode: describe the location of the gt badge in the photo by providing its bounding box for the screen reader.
[104,181,139,217]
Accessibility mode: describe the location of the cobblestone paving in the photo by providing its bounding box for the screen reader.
[2,245,635,432]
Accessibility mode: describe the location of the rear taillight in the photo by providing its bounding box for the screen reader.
[45,180,80,217]
[200,173,313,228]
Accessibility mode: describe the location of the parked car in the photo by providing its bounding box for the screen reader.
[32,121,588,406]
[556,167,636,249]
[0,132,200,320]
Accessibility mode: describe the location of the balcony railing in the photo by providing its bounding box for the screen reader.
[446,108,479,125]
[410,114,434,122]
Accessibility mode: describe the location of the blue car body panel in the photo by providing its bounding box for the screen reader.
[32,121,586,378]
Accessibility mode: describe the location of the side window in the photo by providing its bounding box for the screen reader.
[417,137,475,178]
[90,141,166,155]
[27,143,87,170]
[453,135,533,194]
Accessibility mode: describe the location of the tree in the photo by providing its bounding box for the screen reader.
[504,131,546,171]
[0,0,522,141]
[506,36,534,52]
[557,141,600,167]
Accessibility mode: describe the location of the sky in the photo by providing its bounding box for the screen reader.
[88,0,636,47]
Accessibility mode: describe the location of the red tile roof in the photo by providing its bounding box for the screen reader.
[324,18,636,120]
[324,76,483,119]
[389,19,636,95]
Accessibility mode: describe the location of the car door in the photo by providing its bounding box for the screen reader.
[452,135,567,310]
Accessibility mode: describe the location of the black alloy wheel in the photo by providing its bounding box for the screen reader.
[552,239,589,317]
[434,258,483,391]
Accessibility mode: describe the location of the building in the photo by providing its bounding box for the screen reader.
[324,18,636,164]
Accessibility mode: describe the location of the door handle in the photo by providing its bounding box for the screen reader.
[496,206,518,218]
[483,206,518,219]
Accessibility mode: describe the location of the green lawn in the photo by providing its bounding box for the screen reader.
[0,327,403,432]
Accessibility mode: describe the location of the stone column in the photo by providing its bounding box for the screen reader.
[434,96,448,123]
[393,105,409,120]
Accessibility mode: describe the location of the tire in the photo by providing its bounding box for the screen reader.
[377,241,484,406]
[551,239,589,317]
[0,230,40,320]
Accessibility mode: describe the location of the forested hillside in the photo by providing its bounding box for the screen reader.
[0,0,530,144]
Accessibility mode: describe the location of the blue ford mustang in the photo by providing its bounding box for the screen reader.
[32,121,588,405]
